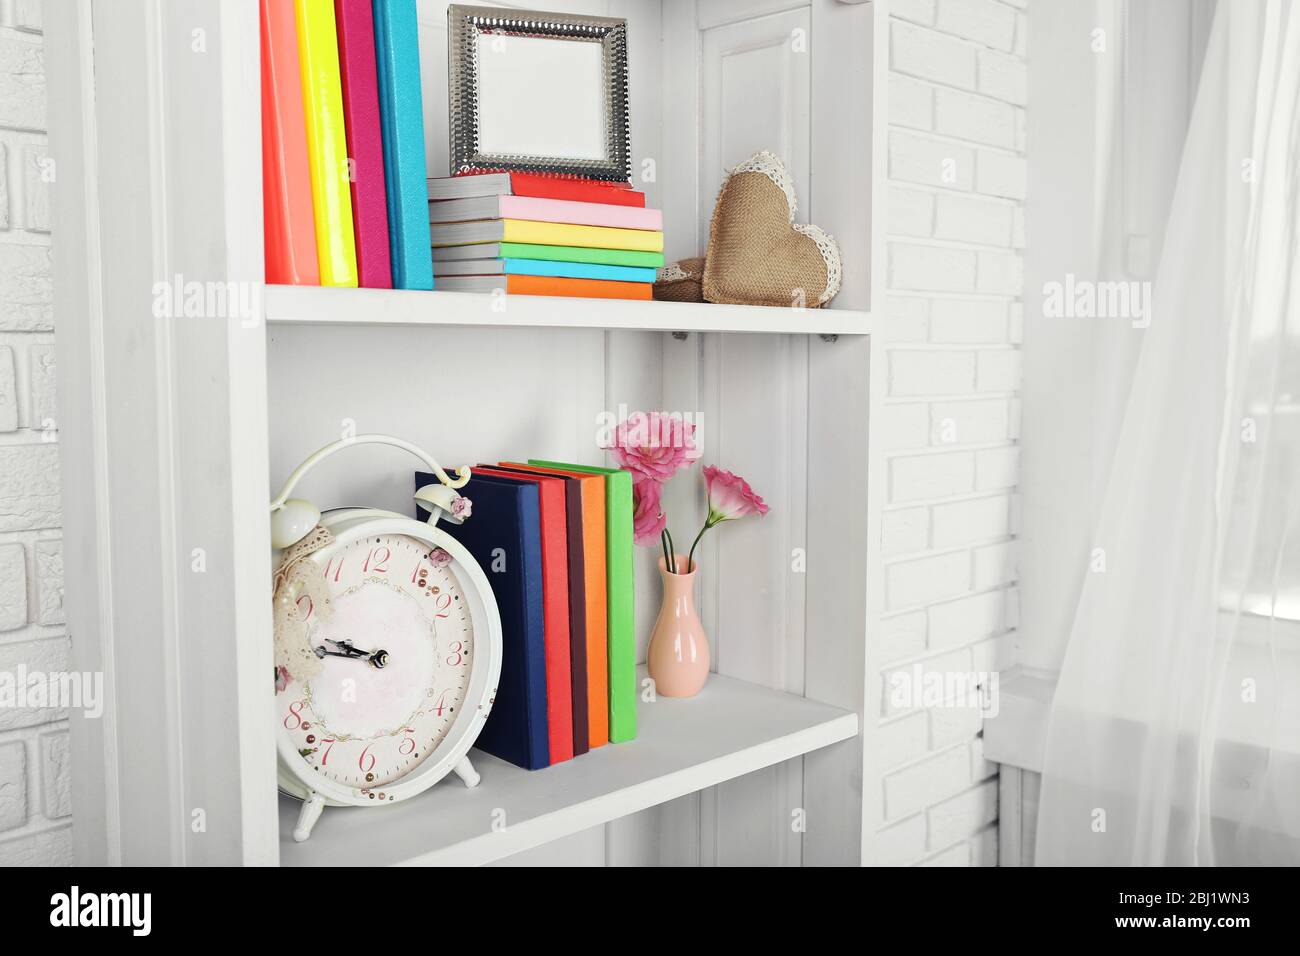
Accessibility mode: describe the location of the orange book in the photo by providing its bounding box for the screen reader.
[260,0,318,284]
[507,275,651,300]
[501,462,608,748]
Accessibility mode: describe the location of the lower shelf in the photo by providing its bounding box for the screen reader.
[278,671,858,867]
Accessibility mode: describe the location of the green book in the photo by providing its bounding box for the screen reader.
[501,243,665,269]
[530,460,637,743]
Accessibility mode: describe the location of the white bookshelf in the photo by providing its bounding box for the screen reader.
[51,0,890,866]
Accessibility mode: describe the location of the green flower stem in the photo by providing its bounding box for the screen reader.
[665,528,676,572]
[685,517,719,575]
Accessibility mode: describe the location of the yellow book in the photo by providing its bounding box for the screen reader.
[295,0,358,287]
[428,219,665,253]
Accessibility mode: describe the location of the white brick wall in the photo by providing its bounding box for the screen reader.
[0,0,71,866]
[873,0,1025,867]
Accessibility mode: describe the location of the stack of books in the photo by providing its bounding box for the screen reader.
[416,460,637,770]
[427,173,665,301]
[261,0,434,290]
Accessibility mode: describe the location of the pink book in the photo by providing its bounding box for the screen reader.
[428,194,664,232]
[334,0,392,288]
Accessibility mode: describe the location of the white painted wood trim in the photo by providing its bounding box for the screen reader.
[218,0,281,868]
[981,669,1056,773]
[48,0,276,865]
[45,0,119,867]
[803,0,888,866]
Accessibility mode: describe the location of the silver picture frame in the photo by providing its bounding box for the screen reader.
[447,5,632,183]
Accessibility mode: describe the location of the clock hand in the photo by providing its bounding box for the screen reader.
[313,638,389,669]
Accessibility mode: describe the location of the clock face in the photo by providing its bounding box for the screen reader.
[277,532,475,797]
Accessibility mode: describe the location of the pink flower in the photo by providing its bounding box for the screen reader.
[430,547,453,568]
[604,411,701,482]
[703,465,769,524]
[632,477,667,546]
[451,496,472,519]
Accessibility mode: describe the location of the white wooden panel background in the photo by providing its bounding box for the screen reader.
[696,0,813,867]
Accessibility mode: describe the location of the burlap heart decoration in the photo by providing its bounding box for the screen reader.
[703,151,842,308]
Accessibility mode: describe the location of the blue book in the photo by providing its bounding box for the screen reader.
[416,471,549,770]
[373,0,434,290]
[503,259,658,283]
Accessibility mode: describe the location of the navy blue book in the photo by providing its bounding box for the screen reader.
[416,471,549,770]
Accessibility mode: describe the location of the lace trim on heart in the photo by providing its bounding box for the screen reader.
[732,150,800,215]
[794,223,843,303]
[728,150,843,305]
[657,263,692,282]
[272,525,335,685]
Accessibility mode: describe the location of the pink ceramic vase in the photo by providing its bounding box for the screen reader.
[647,554,710,697]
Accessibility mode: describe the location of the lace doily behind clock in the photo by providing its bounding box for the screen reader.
[272,525,335,684]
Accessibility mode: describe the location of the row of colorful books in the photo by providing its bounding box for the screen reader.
[417,461,636,770]
[262,0,434,289]
[427,173,666,301]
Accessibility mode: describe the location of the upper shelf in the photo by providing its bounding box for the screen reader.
[264,285,872,336]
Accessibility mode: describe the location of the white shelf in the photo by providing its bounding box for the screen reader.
[277,671,858,867]
[264,284,871,336]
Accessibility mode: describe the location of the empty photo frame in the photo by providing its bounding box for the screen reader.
[447,5,632,182]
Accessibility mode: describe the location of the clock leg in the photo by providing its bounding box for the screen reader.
[452,755,481,788]
[293,791,327,842]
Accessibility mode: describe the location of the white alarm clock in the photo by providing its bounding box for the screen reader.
[269,435,502,842]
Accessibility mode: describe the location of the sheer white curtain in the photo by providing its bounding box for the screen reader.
[1035,0,1300,865]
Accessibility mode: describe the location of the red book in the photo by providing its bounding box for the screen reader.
[491,464,590,757]
[500,462,608,749]
[509,173,646,208]
[428,170,646,207]
[260,0,319,284]
[334,0,393,288]
[475,466,575,764]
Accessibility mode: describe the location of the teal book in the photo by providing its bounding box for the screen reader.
[373,0,434,290]
[431,242,665,268]
[530,460,636,743]
[504,259,657,283]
